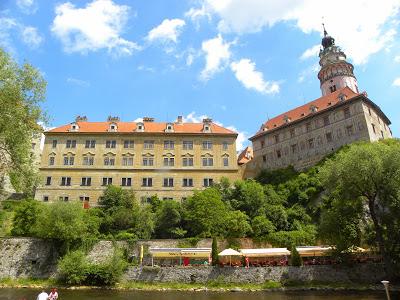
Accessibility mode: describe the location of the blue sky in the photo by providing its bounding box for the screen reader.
[1,0,400,150]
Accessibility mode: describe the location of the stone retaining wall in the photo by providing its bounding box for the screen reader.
[124,264,386,284]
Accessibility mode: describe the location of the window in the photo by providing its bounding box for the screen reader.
[121,177,132,186]
[79,196,89,202]
[85,140,96,148]
[202,157,213,166]
[144,140,154,149]
[202,141,212,150]
[372,123,376,134]
[326,132,333,143]
[306,122,311,132]
[66,140,76,148]
[141,197,152,205]
[343,107,351,119]
[260,140,265,148]
[61,177,71,186]
[43,196,49,202]
[45,176,52,186]
[274,135,279,143]
[276,150,282,158]
[163,157,174,167]
[122,157,133,166]
[49,156,55,166]
[222,141,228,150]
[308,138,314,149]
[31,142,36,150]
[59,196,69,202]
[368,107,371,116]
[323,116,330,126]
[64,156,74,166]
[182,157,194,166]
[203,178,213,187]
[163,178,174,187]
[183,178,193,187]
[81,177,92,186]
[106,140,116,148]
[104,157,115,166]
[381,131,384,139]
[142,178,153,187]
[123,140,134,149]
[346,125,354,136]
[102,177,113,186]
[329,85,337,93]
[183,141,193,150]
[262,155,267,163]
[291,144,298,154]
[52,140,57,148]
[223,157,229,167]
[143,157,154,166]
[83,156,94,166]
[164,140,174,149]
[290,129,295,138]
[163,197,174,201]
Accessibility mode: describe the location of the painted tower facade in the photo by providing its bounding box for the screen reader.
[318,25,359,96]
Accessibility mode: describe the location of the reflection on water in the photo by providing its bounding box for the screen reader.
[0,288,397,300]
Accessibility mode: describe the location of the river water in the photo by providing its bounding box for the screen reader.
[0,289,396,300]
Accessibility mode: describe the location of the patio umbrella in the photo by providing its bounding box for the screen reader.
[218,248,241,266]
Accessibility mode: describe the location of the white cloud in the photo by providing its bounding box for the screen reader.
[147,18,185,43]
[51,0,140,56]
[0,18,17,52]
[298,63,319,83]
[230,59,279,94]
[67,77,90,87]
[16,0,38,14]
[182,112,248,150]
[133,117,143,122]
[395,55,400,63]
[200,34,232,80]
[137,65,155,72]
[393,78,400,86]
[191,0,400,64]
[300,44,320,60]
[21,26,43,48]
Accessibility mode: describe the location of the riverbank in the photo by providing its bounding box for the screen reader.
[1,277,398,293]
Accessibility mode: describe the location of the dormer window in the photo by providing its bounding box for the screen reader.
[136,122,144,132]
[338,93,347,101]
[283,115,291,123]
[165,123,174,132]
[310,105,318,113]
[108,123,118,132]
[69,122,79,132]
[260,124,268,132]
[203,124,211,133]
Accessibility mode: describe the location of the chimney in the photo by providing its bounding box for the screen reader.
[143,117,154,122]
[176,116,183,124]
[107,116,120,122]
[202,118,212,124]
[75,115,87,122]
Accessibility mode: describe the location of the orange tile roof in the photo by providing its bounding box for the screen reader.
[237,146,253,165]
[252,87,359,138]
[47,121,237,135]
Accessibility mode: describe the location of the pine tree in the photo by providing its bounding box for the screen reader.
[211,237,218,266]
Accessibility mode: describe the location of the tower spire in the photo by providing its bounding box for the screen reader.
[322,23,328,37]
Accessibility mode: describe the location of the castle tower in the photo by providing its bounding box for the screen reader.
[318,24,359,96]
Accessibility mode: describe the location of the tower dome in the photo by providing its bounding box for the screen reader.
[317,25,359,96]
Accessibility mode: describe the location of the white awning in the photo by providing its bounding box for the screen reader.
[240,248,290,257]
[218,248,241,256]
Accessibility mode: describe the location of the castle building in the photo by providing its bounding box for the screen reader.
[34,116,239,206]
[247,27,392,175]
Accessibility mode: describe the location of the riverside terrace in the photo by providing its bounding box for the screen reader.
[147,246,381,267]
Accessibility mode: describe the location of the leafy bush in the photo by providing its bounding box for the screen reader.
[58,250,87,285]
[268,225,316,247]
[11,199,41,236]
[115,231,137,241]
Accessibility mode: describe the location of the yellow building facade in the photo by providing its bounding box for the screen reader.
[34,116,239,205]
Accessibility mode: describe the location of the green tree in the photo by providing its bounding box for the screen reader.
[182,188,227,237]
[290,245,303,266]
[35,202,90,250]
[155,200,185,238]
[229,180,266,218]
[224,210,252,238]
[211,236,218,266]
[0,48,47,195]
[11,199,41,236]
[251,215,275,238]
[319,140,400,278]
